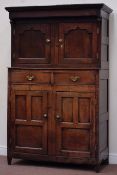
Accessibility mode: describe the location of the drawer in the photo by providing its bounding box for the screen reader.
[54,71,96,85]
[10,70,51,84]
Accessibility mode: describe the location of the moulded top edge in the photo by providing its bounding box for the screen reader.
[5,3,113,14]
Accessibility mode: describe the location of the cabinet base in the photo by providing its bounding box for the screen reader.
[7,153,109,173]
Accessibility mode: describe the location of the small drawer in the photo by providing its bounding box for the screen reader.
[10,70,51,84]
[54,71,96,85]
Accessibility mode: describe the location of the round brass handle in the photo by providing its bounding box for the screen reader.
[70,76,80,82]
[46,38,51,43]
[56,115,60,119]
[26,75,34,81]
[43,114,47,118]
[59,38,63,43]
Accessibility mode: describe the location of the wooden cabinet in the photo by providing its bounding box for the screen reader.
[6,4,112,172]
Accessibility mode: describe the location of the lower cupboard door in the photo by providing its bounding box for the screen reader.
[10,90,48,155]
[55,91,96,159]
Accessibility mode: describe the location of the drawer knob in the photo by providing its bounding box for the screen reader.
[46,38,51,43]
[43,114,47,118]
[59,38,63,43]
[26,75,34,81]
[56,115,61,119]
[70,76,80,82]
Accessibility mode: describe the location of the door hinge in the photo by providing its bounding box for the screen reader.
[97,28,99,34]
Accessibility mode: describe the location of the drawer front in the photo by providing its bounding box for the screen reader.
[10,70,51,84]
[54,71,96,85]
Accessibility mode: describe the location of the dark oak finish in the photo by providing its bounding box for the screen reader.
[55,91,96,158]
[11,90,48,154]
[6,4,112,173]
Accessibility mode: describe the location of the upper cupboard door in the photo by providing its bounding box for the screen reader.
[58,23,98,66]
[12,23,52,67]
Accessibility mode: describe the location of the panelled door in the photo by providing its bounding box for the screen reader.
[58,22,98,65]
[13,22,52,66]
[11,89,48,155]
[55,91,96,158]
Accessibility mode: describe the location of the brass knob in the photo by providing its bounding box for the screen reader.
[46,39,51,43]
[59,38,63,43]
[70,76,80,82]
[26,75,34,81]
[43,114,47,118]
[56,115,60,119]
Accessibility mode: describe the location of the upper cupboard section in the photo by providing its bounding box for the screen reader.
[6,4,112,68]
[11,21,99,68]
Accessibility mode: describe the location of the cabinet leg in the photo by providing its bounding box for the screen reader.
[95,159,109,173]
[95,163,101,173]
[103,158,109,165]
[7,156,12,165]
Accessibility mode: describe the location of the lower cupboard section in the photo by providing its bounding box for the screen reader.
[7,69,109,172]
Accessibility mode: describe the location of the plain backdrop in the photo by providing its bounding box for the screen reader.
[0,0,117,164]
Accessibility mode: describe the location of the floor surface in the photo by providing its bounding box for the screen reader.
[0,156,117,175]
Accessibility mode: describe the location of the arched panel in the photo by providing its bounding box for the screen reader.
[13,23,52,66]
[64,28,92,58]
[59,23,98,65]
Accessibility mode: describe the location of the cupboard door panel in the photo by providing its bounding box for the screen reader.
[15,95,27,120]
[55,92,96,158]
[62,128,90,151]
[11,90,48,154]
[78,98,90,123]
[31,95,43,121]
[58,23,98,65]
[13,23,52,66]
[16,125,43,148]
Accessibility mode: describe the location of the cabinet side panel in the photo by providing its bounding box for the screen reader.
[98,15,109,161]
[99,70,109,161]
[101,18,109,69]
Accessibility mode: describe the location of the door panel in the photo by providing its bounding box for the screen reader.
[78,98,90,123]
[55,92,95,158]
[62,128,90,151]
[13,23,52,66]
[31,95,43,121]
[15,95,27,120]
[16,125,43,148]
[11,90,48,154]
[58,23,98,65]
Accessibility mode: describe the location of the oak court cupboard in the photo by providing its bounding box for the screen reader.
[5,4,112,172]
